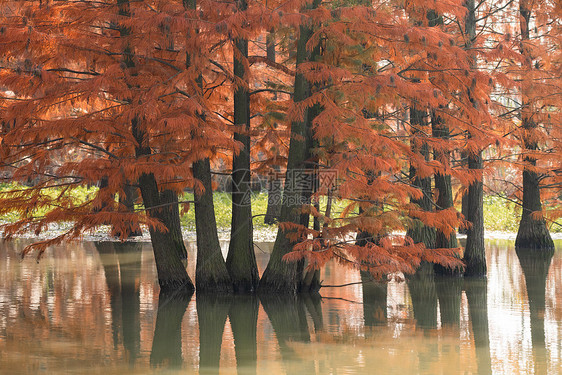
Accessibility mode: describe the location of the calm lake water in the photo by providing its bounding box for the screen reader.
[1,238,561,374]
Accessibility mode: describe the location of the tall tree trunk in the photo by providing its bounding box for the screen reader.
[515,0,554,250]
[407,107,436,249]
[137,170,194,291]
[463,0,486,277]
[112,181,143,238]
[298,103,323,294]
[464,150,486,276]
[431,112,460,276]
[94,176,111,221]
[135,124,192,291]
[162,189,187,261]
[264,30,282,225]
[227,0,260,293]
[184,0,232,293]
[259,0,321,295]
[460,169,469,235]
[193,158,233,293]
[113,0,143,241]
[120,0,192,292]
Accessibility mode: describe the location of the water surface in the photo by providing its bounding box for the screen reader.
[0,239,561,374]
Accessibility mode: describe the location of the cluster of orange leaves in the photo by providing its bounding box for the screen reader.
[0,0,559,274]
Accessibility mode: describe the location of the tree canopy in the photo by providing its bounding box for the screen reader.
[0,0,560,292]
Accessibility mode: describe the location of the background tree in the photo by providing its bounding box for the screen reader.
[514,0,555,250]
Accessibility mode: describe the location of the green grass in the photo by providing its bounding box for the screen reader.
[179,191,355,231]
[0,182,559,234]
[0,182,98,221]
[483,195,561,233]
[179,191,272,231]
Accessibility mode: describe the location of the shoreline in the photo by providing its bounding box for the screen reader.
[2,221,561,244]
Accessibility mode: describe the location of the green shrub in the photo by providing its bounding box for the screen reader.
[483,195,521,232]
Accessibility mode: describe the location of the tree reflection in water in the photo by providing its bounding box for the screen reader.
[260,295,315,375]
[1,239,559,373]
[435,276,462,328]
[229,295,258,374]
[361,271,388,327]
[407,262,438,330]
[464,278,492,375]
[516,247,554,375]
[406,262,452,374]
[150,287,193,368]
[197,293,232,374]
[96,241,142,366]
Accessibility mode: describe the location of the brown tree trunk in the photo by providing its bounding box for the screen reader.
[431,112,460,276]
[227,0,260,293]
[264,30,282,225]
[133,117,193,291]
[112,181,143,238]
[464,151,486,276]
[138,171,194,291]
[185,0,232,293]
[460,178,469,235]
[515,0,554,251]
[193,158,233,293]
[259,0,321,295]
[264,166,282,224]
[161,189,187,260]
[407,107,436,249]
[463,0,486,277]
[120,0,192,291]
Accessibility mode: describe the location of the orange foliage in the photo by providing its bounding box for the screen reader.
[0,0,560,271]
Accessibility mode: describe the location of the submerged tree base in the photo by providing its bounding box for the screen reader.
[515,220,555,251]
